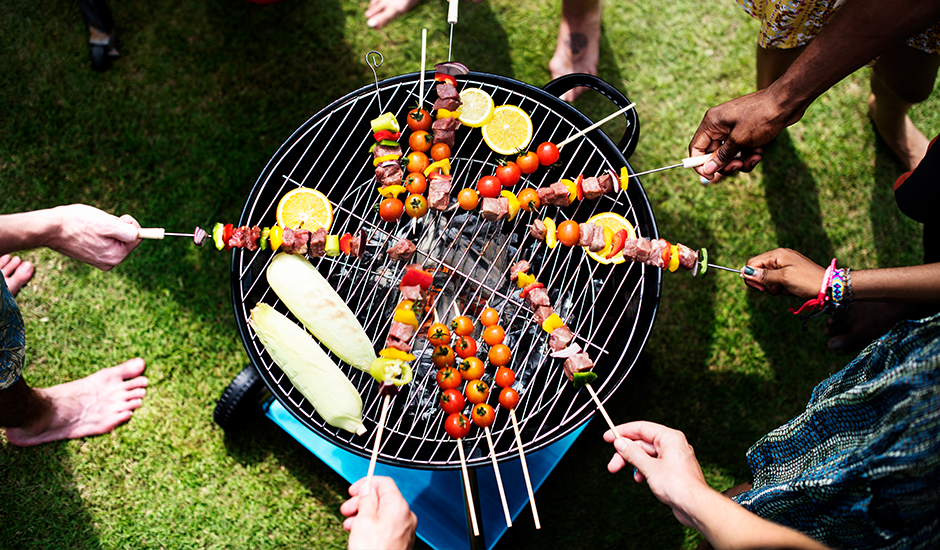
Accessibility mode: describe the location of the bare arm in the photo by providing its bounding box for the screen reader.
[690,0,940,178]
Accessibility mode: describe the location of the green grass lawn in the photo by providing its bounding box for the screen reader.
[1,0,936,548]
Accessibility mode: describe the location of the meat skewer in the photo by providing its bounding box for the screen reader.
[555,102,637,150]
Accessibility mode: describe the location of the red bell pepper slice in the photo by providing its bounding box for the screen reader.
[519,282,545,300]
[575,174,584,202]
[606,229,628,259]
[400,266,434,290]
[660,240,672,264]
[339,233,352,255]
[373,130,401,143]
[222,223,234,251]
[434,73,457,86]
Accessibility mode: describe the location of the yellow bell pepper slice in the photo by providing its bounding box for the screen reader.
[516,272,536,289]
[377,184,407,198]
[500,190,521,221]
[423,158,451,177]
[668,244,680,272]
[396,300,415,311]
[392,307,420,328]
[379,347,416,362]
[544,218,558,248]
[541,313,565,333]
[437,108,457,119]
[269,225,283,251]
[561,178,578,203]
[620,167,630,192]
[373,154,401,167]
[596,226,613,257]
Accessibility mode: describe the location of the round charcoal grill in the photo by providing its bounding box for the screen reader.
[232,71,661,470]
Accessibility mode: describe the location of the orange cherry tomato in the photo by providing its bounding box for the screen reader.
[428,323,451,346]
[459,356,486,381]
[379,198,404,222]
[498,387,520,409]
[444,412,471,439]
[517,188,540,212]
[436,366,462,390]
[407,108,432,132]
[430,143,451,161]
[516,151,540,174]
[556,220,581,247]
[457,188,480,210]
[471,403,495,428]
[495,366,515,388]
[404,172,427,194]
[482,325,505,346]
[404,193,429,218]
[406,151,429,174]
[465,379,490,405]
[409,131,432,153]
[453,334,478,359]
[450,315,474,336]
[432,345,456,368]
[479,307,499,327]
[488,344,511,367]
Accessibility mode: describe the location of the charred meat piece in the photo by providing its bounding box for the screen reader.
[549,326,575,352]
[291,228,310,255]
[677,243,698,271]
[578,223,596,247]
[227,226,246,249]
[433,97,462,112]
[428,178,452,210]
[308,228,327,257]
[589,226,606,252]
[349,229,365,259]
[280,228,295,251]
[563,352,594,382]
[529,219,547,240]
[622,237,640,262]
[581,176,605,200]
[596,172,615,194]
[388,238,417,262]
[399,284,424,302]
[375,161,403,187]
[385,322,415,353]
[537,181,572,207]
[436,82,460,100]
[634,237,652,263]
[533,305,555,324]
[525,287,551,308]
[373,143,402,159]
[480,197,509,221]
[509,260,531,282]
[648,239,668,269]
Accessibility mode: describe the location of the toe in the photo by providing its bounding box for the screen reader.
[113,357,147,379]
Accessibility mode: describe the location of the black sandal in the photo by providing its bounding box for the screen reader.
[89,35,119,72]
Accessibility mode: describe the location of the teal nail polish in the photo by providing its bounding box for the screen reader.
[744,266,755,276]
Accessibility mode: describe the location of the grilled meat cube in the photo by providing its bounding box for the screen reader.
[589,226,607,252]
[563,352,594,382]
[375,160,403,187]
[596,172,615,194]
[634,238,652,263]
[291,228,310,255]
[509,260,531,282]
[373,144,402,159]
[480,197,509,221]
[529,219,547,240]
[436,82,460,100]
[280,227,295,251]
[533,306,555,324]
[525,287,551,308]
[432,116,461,132]
[399,284,424,302]
[648,239,668,269]
[581,176,605,200]
[433,97,462,112]
[227,226,246,249]
[243,226,261,251]
[622,237,640,262]
[388,238,417,262]
[349,229,365,259]
[308,228,326,257]
[578,223,596,247]
[538,181,572,207]
[549,326,574,352]
[428,178,452,210]
[432,129,456,148]
[386,321,415,353]
[677,243,698,271]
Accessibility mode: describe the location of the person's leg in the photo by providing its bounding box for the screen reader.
[549,0,602,102]
[77,0,119,71]
[0,255,34,297]
[2,358,148,447]
[868,46,940,171]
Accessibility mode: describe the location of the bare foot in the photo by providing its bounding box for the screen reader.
[0,255,35,297]
[825,302,937,354]
[6,358,148,447]
[868,93,929,171]
[365,0,421,29]
[549,0,602,102]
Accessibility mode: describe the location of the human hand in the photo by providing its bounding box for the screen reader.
[341,476,417,550]
[604,421,711,529]
[741,248,826,298]
[47,205,141,271]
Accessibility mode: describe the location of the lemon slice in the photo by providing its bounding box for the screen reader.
[276,188,333,230]
[457,88,495,128]
[481,105,533,155]
[584,212,636,265]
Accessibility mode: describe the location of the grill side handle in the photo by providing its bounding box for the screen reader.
[542,73,640,160]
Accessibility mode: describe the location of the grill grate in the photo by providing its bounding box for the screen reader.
[232,72,660,470]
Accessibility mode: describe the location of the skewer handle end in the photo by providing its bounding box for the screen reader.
[138,228,166,240]
[447,0,458,24]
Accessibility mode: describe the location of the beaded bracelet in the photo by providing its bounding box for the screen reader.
[789,259,853,327]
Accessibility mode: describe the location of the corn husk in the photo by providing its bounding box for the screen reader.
[249,303,366,435]
[267,253,377,372]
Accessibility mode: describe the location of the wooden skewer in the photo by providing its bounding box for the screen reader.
[483,426,512,528]
[556,102,637,150]
[585,384,622,440]
[509,409,540,529]
[419,29,427,104]
[456,439,481,537]
[366,394,392,482]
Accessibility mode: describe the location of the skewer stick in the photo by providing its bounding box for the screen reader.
[483,426,513,528]
[366,394,392,482]
[419,29,427,105]
[452,301,461,319]
[456,440,481,537]
[509,409,540,529]
[556,102,637,150]
[584,384,622,440]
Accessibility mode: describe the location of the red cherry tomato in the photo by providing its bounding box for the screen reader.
[498,387,520,409]
[482,325,505,346]
[428,323,451,346]
[479,307,499,327]
[407,108,432,132]
[453,335,478,359]
[471,403,495,428]
[406,151,429,174]
[536,142,560,165]
[432,345,456,368]
[465,379,490,405]
[440,388,465,415]
[436,366,462,390]
[496,162,522,187]
[516,151,540,174]
[404,172,427,194]
[430,143,451,162]
[556,220,581,247]
[379,198,404,222]
[457,188,480,210]
[488,344,511,367]
[409,131,432,153]
[459,356,485,381]
[494,366,515,388]
[450,315,474,336]
[404,193,429,218]
[444,412,471,439]
[477,176,502,199]
[517,188,540,212]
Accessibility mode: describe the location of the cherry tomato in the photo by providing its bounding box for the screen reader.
[409,131,432,153]
[536,142,560,166]
[479,307,499,327]
[404,172,427,194]
[516,151,540,174]
[432,345,456,368]
[379,198,404,222]
[494,366,515,388]
[477,176,502,199]
[430,143,450,162]
[428,323,452,346]
[444,412,471,439]
[407,108,432,132]
[495,161,522,187]
[450,315,474,336]
[406,151,429,174]
[440,388,465,415]
[465,379,490,405]
[498,387,520,409]
[482,324,505,346]
[459,356,486,381]
[488,343,511,367]
[556,220,581,247]
[517,188,540,212]
[404,193,429,218]
[471,403,495,428]
[457,188,479,210]
[453,335,478,359]
[436,366,462,390]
